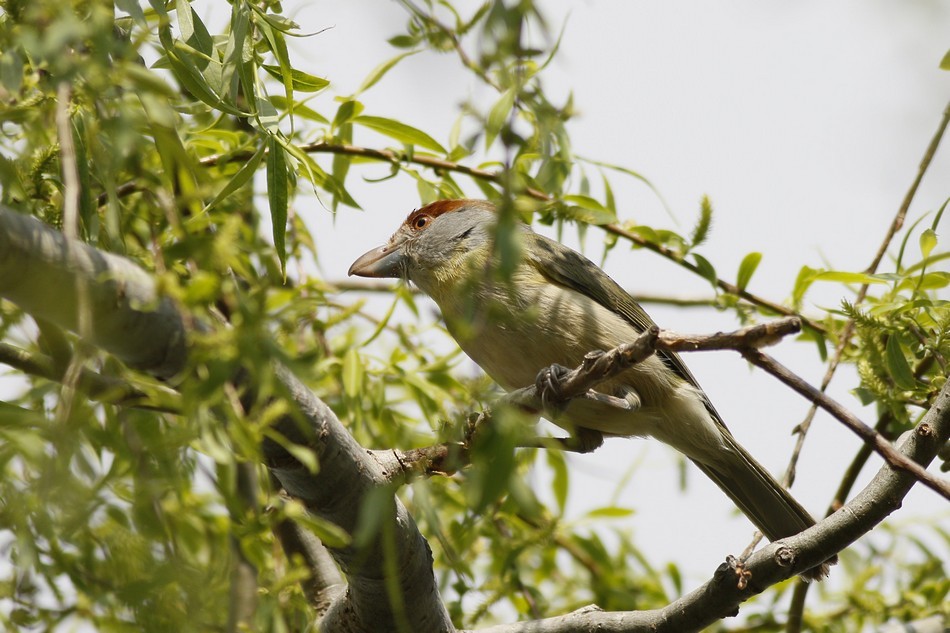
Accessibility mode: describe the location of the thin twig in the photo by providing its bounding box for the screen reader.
[104,141,818,329]
[741,348,950,501]
[0,342,181,413]
[331,278,718,307]
[379,319,804,479]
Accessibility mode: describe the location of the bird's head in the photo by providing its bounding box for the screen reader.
[348,199,498,294]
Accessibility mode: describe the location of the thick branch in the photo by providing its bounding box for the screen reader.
[265,365,453,632]
[0,206,187,379]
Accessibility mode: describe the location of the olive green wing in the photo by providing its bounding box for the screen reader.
[523,231,709,399]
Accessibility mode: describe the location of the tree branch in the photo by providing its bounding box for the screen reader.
[332,278,718,308]
[0,207,187,380]
[464,378,950,633]
[106,142,820,330]
[740,349,950,501]
[381,318,805,478]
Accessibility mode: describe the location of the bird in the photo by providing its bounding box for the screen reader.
[349,198,833,580]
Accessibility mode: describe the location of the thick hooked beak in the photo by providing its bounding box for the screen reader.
[348,237,408,278]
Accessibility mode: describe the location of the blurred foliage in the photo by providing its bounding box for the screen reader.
[0,1,947,632]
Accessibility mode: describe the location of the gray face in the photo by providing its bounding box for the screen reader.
[348,199,499,283]
[404,203,496,276]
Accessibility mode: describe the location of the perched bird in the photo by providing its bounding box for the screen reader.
[349,198,832,580]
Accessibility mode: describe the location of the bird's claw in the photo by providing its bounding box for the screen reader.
[535,363,572,413]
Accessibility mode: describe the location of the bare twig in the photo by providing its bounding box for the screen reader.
[104,141,818,330]
[741,348,950,501]
[331,278,717,308]
[0,342,180,412]
[378,318,804,479]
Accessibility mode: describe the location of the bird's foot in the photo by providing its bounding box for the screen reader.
[555,428,604,454]
[535,363,572,413]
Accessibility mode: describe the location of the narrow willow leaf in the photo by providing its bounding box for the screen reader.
[175,0,213,56]
[940,49,950,71]
[792,265,819,306]
[284,444,319,474]
[332,100,364,131]
[692,253,718,287]
[561,194,616,225]
[814,271,889,285]
[222,4,250,101]
[342,348,363,398]
[256,17,294,125]
[203,143,266,212]
[266,136,289,274]
[485,87,517,149]
[546,450,569,514]
[585,507,634,519]
[354,115,447,153]
[262,64,329,92]
[158,27,249,116]
[885,335,915,390]
[736,252,762,291]
[355,50,419,95]
[268,96,329,124]
[920,228,938,258]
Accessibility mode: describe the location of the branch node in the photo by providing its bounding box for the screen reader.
[773,545,797,570]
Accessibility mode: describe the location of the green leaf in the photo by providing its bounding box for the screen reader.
[920,228,937,258]
[485,87,517,149]
[885,335,915,390]
[332,100,364,131]
[175,0,213,56]
[692,253,717,288]
[792,265,819,306]
[261,64,329,92]
[546,450,568,514]
[284,444,319,473]
[915,271,950,290]
[736,252,762,291]
[940,49,950,70]
[158,27,249,116]
[813,271,889,285]
[691,195,713,247]
[354,50,419,95]
[585,506,634,519]
[266,136,289,274]
[268,96,329,124]
[203,142,266,212]
[342,348,363,398]
[561,194,617,226]
[354,115,447,153]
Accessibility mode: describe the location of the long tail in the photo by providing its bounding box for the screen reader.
[693,430,836,581]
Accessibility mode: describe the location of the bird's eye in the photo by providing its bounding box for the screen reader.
[413,215,429,230]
